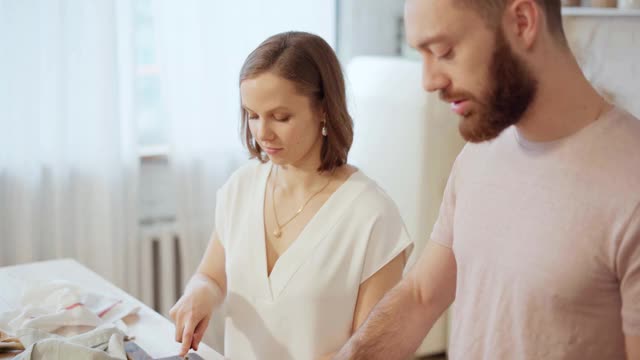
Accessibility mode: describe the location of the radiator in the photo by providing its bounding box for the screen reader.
[139,223,183,317]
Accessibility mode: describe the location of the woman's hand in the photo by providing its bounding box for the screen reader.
[169,274,224,356]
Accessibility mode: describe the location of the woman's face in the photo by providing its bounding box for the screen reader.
[241,71,324,168]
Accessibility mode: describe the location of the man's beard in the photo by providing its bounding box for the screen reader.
[453,29,538,143]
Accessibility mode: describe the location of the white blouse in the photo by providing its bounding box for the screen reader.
[215,161,413,359]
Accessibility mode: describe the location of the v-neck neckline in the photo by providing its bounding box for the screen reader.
[252,163,362,300]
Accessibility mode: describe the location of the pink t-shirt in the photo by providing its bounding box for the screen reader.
[431,107,640,359]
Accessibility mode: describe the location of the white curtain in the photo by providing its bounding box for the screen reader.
[151,0,336,349]
[0,0,140,295]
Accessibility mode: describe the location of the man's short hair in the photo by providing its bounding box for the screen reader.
[458,0,567,45]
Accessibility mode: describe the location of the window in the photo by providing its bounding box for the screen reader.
[133,0,168,152]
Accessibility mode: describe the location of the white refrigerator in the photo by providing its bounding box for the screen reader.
[346,56,465,356]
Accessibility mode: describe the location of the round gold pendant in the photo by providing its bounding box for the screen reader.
[273,228,282,238]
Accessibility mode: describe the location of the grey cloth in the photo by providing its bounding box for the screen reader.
[14,325,127,360]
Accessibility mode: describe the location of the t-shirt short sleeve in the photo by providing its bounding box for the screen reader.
[430,157,460,249]
[619,204,640,335]
[360,194,414,283]
[214,185,228,249]
[213,161,259,249]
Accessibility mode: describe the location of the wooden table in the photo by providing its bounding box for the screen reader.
[0,259,224,359]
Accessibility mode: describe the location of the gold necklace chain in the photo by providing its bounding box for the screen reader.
[271,166,332,238]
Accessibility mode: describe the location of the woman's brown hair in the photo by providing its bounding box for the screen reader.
[239,31,353,172]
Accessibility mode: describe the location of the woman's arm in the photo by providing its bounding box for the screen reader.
[351,253,406,331]
[318,252,406,360]
[193,231,227,294]
[170,230,227,356]
[334,241,457,360]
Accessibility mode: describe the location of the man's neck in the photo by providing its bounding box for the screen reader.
[515,54,610,143]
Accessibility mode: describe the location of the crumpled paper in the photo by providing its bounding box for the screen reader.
[14,325,128,360]
[0,280,140,360]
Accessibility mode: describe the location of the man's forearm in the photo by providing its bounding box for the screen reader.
[334,278,445,360]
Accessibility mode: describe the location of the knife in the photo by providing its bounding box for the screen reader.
[125,341,204,360]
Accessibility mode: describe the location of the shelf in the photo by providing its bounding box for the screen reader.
[562,6,640,16]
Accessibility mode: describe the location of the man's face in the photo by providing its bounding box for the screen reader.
[405,0,537,143]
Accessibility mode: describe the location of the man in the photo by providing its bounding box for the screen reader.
[334,0,640,359]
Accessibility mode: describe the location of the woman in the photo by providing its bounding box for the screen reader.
[170,31,413,359]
